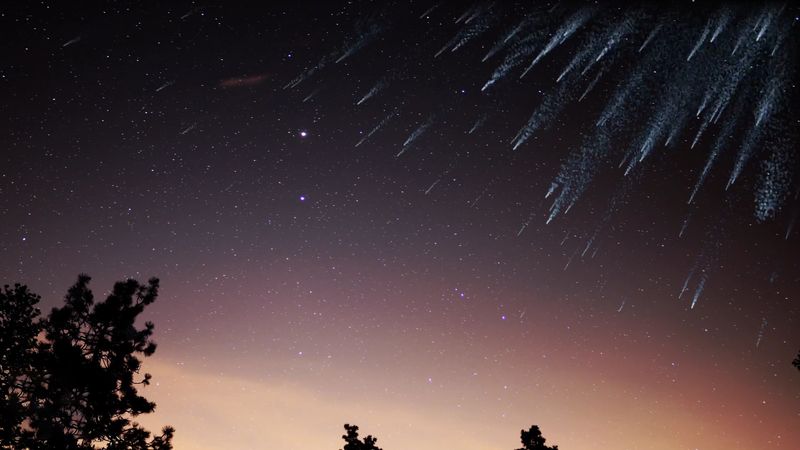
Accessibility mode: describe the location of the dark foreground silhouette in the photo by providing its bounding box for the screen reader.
[794,351,800,371]
[341,424,382,450]
[339,423,558,450]
[0,275,173,449]
[517,425,559,450]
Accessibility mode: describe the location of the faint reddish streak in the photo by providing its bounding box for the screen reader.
[219,74,268,88]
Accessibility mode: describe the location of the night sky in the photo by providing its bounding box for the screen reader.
[2,1,799,449]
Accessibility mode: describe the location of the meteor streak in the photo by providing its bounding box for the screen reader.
[355,111,398,148]
[520,8,595,79]
[402,116,434,148]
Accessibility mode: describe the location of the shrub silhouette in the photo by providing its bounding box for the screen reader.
[0,275,173,449]
[340,424,382,450]
[336,422,560,450]
[516,425,558,450]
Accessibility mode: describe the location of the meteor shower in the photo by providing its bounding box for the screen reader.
[1,2,798,450]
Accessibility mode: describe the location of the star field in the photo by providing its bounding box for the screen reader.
[1,2,799,449]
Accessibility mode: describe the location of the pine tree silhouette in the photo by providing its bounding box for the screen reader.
[0,275,173,449]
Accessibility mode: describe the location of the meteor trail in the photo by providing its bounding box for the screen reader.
[402,117,434,148]
[419,3,439,19]
[755,83,777,127]
[520,8,594,79]
[579,68,604,102]
[679,212,692,238]
[786,211,797,240]
[455,5,475,24]
[357,80,386,106]
[355,111,397,148]
[179,123,197,135]
[155,81,174,92]
[563,246,581,271]
[482,18,528,62]
[710,8,732,43]
[424,179,440,195]
[687,22,711,61]
[437,13,493,57]
[468,116,487,134]
[679,269,694,299]
[283,54,335,90]
[481,32,542,91]
[690,276,706,309]
[638,24,661,52]
[511,83,571,150]
[689,106,741,204]
[62,36,81,47]
[755,318,768,348]
[303,89,320,103]
[336,23,381,63]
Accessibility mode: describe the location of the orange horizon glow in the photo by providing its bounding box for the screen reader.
[137,331,800,450]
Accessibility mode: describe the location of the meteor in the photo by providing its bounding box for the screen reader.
[402,116,434,148]
[520,7,595,79]
[355,111,398,148]
[62,36,81,47]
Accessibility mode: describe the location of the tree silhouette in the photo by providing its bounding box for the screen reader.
[0,283,43,446]
[0,275,173,449]
[340,424,382,450]
[794,350,800,371]
[516,425,558,450]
